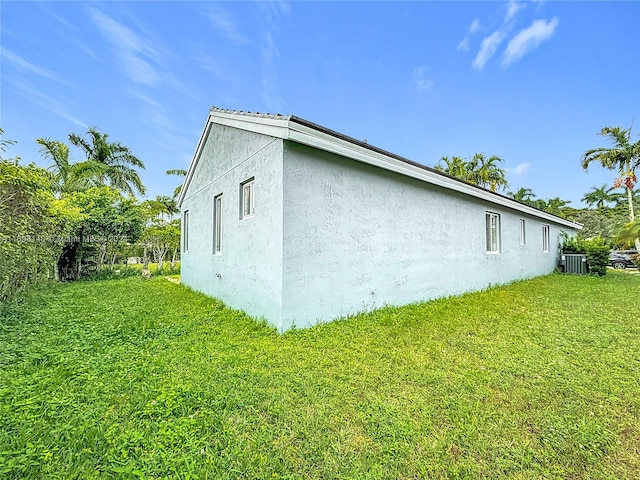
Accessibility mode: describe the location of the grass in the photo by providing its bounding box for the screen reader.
[0,272,639,479]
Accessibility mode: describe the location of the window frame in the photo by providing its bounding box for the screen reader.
[542,224,550,253]
[485,211,501,254]
[240,178,255,219]
[519,219,526,246]
[213,194,223,255]
[182,210,189,253]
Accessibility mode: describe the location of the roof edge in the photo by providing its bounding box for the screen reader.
[178,107,582,230]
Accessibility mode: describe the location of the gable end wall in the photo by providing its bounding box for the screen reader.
[180,124,285,328]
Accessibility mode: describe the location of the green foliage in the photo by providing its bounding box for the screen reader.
[141,196,181,271]
[68,127,146,197]
[583,238,610,276]
[560,233,610,276]
[56,187,145,276]
[166,169,187,199]
[1,274,640,478]
[582,126,639,227]
[616,219,640,248]
[0,160,67,300]
[568,206,629,243]
[436,153,508,192]
[507,188,574,219]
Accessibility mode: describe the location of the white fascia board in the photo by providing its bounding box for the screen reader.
[177,113,215,207]
[211,111,291,139]
[288,123,582,230]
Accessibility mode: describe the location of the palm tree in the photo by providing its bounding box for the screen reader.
[616,219,640,248]
[581,184,617,209]
[472,153,508,192]
[582,126,639,222]
[508,187,537,205]
[544,197,572,217]
[37,138,103,194]
[582,126,640,249]
[166,169,187,199]
[435,156,470,181]
[69,127,146,196]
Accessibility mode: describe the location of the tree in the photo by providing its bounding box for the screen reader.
[544,197,572,217]
[469,153,508,192]
[616,219,640,248]
[167,169,187,199]
[435,153,508,192]
[69,127,146,196]
[0,153,69,298]
[581,126,640,249]
[508,187,537,204]
[57,187,145,279]
[37,138,102,194]
[435,156,470,181]
[141,196,180,273]
[582,184,618,209]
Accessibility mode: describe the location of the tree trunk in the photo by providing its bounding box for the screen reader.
[142,244,150,269]
[170,247,177,269]
[626,186,640,250]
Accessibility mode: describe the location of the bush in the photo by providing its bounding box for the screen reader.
[631,253,640,268]
[584,238,610,276]
[561,233,610,276]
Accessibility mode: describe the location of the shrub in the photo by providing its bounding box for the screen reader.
[560,233,610,276]
[631,253,640,268]
[584,238,610,276]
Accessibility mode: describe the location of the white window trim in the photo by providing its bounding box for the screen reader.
[519,219,526,246]
[486,212,501,254]
[213,194,222,255]
[542,224,550,253]
[240,178,255,219]
[183,210,189,253]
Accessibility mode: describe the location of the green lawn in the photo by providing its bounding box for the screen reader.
[1,273,639,479]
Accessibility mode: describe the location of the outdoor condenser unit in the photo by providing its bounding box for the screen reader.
[560,254,587,274]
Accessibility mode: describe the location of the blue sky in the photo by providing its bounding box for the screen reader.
[1,1,639,206]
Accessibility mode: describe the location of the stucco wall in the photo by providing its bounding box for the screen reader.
[281,141,571,330]
[180,124,284,325]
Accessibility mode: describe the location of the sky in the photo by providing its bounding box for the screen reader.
[1,0,639,207]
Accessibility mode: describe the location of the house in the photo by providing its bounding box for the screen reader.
[177,107,581,331]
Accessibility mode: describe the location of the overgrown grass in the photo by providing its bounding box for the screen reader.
[1,272,638,478]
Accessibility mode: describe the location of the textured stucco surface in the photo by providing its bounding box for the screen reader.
[181,123,575,332]
[281,141,570,330]
[180,124,284,326]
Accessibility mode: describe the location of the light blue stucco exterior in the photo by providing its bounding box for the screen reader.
[180,123,285,325]
[180,109,580,332]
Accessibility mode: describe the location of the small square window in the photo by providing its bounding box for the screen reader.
[241,178,254,219]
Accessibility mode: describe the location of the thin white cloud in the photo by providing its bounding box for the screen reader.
[88,7,160,87]
[9,79,86,129]
[257,2,291,112]
[412,66,434,92]
[130,90,174,130]
[506,162,531,177]
[472,31,505,70]
[1,47,68,85]
[207,10,248,45]
[505,0,526,24]
[261,32,283,112]
[503,17,559,66]
[458,19,481,52]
